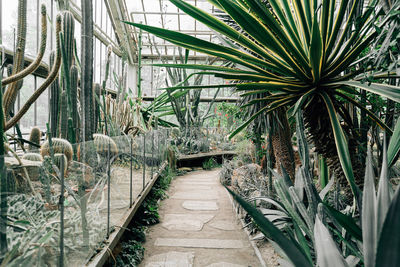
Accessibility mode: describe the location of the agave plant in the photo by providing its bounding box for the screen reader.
[227,117,400,267]
[125,0,400,202]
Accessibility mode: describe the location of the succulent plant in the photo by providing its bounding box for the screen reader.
[53,153,68,175]
[40,138,73,162]
[49,51,61,138]
[93,133,118,157]
[28,127,41,151]
[22,153,43,162]
[59,90,68,139]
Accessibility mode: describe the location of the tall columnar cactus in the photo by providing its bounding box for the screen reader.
[2,4,47,88]
[49,51,60,138]
[2,0,26,117]
[28,127,41,151]
[70,64,79,139]
[62,11,74,72]
[5,14,61,131]
[93,83,101,133]
[59,91,68,139]
[81,0,94,142]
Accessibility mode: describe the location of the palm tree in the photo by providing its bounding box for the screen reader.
[125,0,400,201]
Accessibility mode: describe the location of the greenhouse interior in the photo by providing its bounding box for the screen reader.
[0,0,399,266]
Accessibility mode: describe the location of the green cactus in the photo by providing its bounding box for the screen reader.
[22,153,43,162]
[53,153,68,175]
[70,64,79,138]
[93,83,101,133]
[40,138,73,162]
[59,91,68,139]
[62,11,74,71]
[28,127,41,151]
[2,0,26,117]
[2,4,47,87]
[93,133,118,157]
[49,51,60,138]
[81,0,94,142]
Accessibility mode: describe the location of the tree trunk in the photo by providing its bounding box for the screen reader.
[270,108,296,181]
[304,96,364,195]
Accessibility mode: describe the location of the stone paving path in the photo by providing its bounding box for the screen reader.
[140,169,261,267]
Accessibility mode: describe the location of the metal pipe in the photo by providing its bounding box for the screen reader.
[59,158,65,267]
[107,139,111,238]
[142,133,146,190]
[130,137,133,208]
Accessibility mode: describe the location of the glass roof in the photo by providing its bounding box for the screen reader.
[126,0,221,59]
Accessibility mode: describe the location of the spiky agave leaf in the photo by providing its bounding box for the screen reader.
[124,0,400,202]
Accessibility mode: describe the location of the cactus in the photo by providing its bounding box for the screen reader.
[70,64,79,138]
[93,83,101,133]
[49,51,60,138]
[53,153,68,175]
[93,133,118,157]
[22,153,43,162]
[2,4,47,88]
[62,11,75,71]
[59,91,68,139]
[81,0,94,142]
[28,127,41,151]
[5,14,62,131]
[40,138,73,162]
[2,0,27,117]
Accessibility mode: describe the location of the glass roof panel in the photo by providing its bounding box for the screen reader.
[126,0,221,58]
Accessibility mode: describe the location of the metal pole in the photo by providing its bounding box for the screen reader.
[151,130,154,179]
[142,133,146,190]
[59,159,65,267]
[129,137,133,208]
[106,139,111,238]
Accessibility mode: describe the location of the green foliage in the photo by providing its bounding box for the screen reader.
[115,240,144,267]
[202,157,219,170]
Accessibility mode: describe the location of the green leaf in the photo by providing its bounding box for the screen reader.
[323,203,362,241]
[314,216,349,267]
[226,187,312,267]
[388,117,400,167]
[309,15,323,82]
[362,148,377,267]
[37,230,54,244]
[333,81,400,103]
[375,187,400,266]
[377,144,391,235]
[320,92,361,202]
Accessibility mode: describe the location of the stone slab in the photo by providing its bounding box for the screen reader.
[161,219,204,231]
[206,263,246,267]
[154,238,244,249]
[173,185,213,191]
[145,251,194,267]
[171,191,218,200]
[164,214,215,223]
[209,220,238,231]
[182,201,219,211]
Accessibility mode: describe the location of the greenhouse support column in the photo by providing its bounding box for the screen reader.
[59,159,65,267]
[129,137,133,208]
[142,133,146,190]
[151,130,154,179]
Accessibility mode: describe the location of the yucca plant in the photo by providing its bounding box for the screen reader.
[125,0,400,203]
